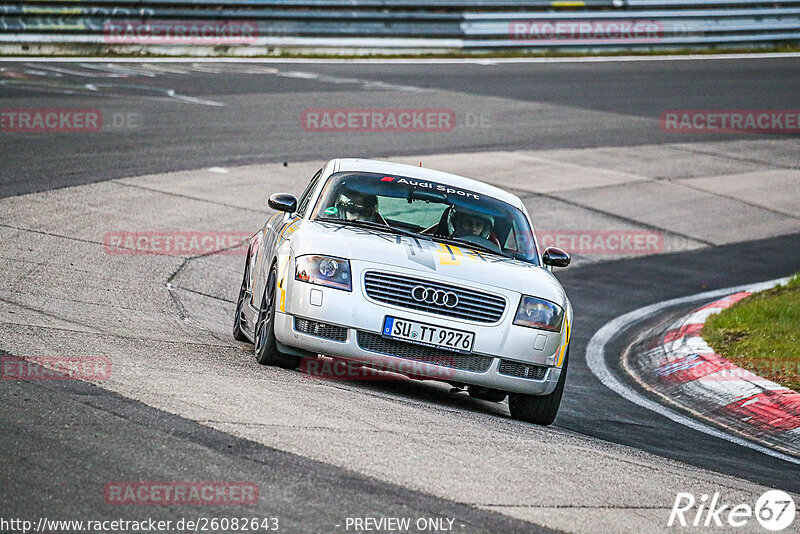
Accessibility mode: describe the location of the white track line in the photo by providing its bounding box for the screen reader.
[1,53,799,64]
[585,276,800,466]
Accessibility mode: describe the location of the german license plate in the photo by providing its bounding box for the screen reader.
[382,316,475,353]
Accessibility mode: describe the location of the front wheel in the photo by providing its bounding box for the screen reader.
[508,349,568,426]
[254,266,300,369]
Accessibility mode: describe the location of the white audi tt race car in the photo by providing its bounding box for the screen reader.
[233,158,573,425]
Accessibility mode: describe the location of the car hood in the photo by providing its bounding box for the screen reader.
[290,221,567,305]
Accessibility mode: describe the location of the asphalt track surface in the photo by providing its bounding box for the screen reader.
[0,353,546,533]
[565,233,800,488]
[1,57,799,197]
[1,58,800,532]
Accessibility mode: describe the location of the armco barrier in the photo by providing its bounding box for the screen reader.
[1,0,798,53]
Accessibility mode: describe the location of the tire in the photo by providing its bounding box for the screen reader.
[467,386,507,403]
[254,266,300,369]
[232,254,251,342]
[508,349,568,426]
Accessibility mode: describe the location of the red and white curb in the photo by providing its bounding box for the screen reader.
[626,288,800,458]
[586,277,800,465]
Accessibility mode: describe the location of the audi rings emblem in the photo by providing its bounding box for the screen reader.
[411,285,459,308]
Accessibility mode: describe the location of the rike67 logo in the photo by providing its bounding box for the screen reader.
[668,490,796,531]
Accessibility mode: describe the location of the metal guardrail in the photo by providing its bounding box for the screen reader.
[1,0,799,52]
[1,0,620,6]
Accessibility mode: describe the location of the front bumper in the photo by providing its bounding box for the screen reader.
[272,263,567,396]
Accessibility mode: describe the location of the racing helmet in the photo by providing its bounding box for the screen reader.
[447,206,494,239]
[333,190,378,221]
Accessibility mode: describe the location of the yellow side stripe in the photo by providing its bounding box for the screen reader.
[552,1,585,5]
[556,318,570,367]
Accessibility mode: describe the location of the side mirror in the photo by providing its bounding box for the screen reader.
[268,193,297,213]
[542,247,570,268]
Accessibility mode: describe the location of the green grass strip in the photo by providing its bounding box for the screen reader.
[703,273,800,392]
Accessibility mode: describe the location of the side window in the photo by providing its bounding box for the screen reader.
[504,219,533,256]
[504,226,520,253]
[295,169,323,216]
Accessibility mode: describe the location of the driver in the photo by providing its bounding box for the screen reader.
[333,190,380,222]
[448,207,495,239]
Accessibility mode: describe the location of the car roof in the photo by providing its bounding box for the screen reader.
[333,158,524,210]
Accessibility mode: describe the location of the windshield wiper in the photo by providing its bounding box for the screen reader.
[317,217,514,258]
[317,217,433,242]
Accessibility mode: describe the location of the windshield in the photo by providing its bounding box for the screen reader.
[310,171,539,265]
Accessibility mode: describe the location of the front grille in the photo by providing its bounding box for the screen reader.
[363,271,506,323]
[357,331,493,373]
[498,360,548,381]
[294,318,348,342]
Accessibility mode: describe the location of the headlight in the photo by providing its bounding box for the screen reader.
[295,255,352,291]
[513,296,564,332]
